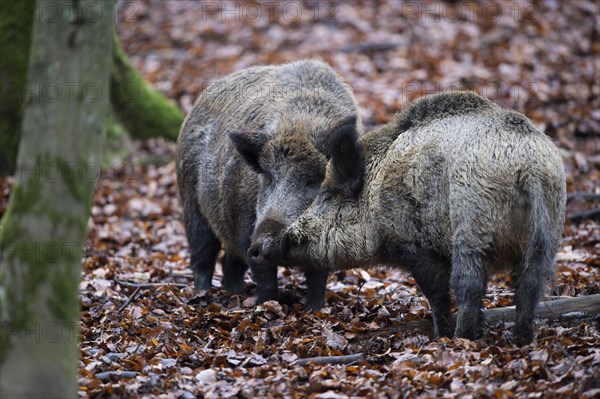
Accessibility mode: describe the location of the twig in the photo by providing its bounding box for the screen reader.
[568,207,600,222]
[95,371,138,382]
[115,279,188,288]
[336,43,399,53]
[296,353,364,366]
[566,192,600,203]
[118,286,141,314]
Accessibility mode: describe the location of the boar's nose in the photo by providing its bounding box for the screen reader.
[248,231,292,265]
[248,233,282,265]
[248,236,277,265]
[248,240,266,264]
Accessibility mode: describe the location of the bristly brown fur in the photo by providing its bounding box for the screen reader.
[281,91,566,344]
[176,60,362,309]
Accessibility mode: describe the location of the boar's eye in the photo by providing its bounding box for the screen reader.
[305,178,318,188]
[321,192,333,204]
[262,172,273,186]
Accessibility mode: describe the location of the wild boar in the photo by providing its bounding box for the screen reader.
[255,91,566,344]
[176,60,362,309]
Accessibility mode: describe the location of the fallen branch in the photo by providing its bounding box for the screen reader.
[486,293,600,323]
[296,353,364,366]
[566,192,600,203]
[95,371,139,382]
[336,43,399,53]
[568,207,600,222]
[357,294,600,340]
[115,279,188,288]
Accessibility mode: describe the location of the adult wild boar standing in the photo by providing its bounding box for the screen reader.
[258,91,566,344]
[176,60,362,309]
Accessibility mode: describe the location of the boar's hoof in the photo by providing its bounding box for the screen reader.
[256,288,278,305]
[222,276,244,294]
[194,273,213,290]
[454,320,481,341]
[433,319,454,339]
[513,326,534,347]
[303,298,325,312]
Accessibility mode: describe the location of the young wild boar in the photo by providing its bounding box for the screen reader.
[256,91,566,345]
[176,60,362,309]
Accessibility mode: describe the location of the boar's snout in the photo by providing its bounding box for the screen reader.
[248,218,288,265]
[254,218,286,241]
[248,236,270,265]
[247,232,289,265]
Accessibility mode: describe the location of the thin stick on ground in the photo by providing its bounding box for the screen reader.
[115,279,189,288]
[296,353,364,366]
[95,371,139,382]
[118,286,142,314]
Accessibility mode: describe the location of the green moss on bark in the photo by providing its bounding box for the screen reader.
[111,33,184,141]
[0,1,114,395]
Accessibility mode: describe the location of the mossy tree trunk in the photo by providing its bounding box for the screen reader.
[0,0,114,397]
[0,0,35,175]
[110,33,183,141]
[0,4,184,176]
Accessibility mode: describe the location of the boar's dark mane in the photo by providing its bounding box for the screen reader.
[395,91,495,134]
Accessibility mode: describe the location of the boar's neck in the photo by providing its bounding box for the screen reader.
[355,121,430,267]
[358,121,399,161]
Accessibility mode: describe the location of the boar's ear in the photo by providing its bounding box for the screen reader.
[229,131,270,172]
[320,115,358,155]
[328,118,364,196]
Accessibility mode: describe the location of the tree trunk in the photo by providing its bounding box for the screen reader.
[0,0,35,175]
[0,0,114,397]
[110,33,184,141]
[0,5,183,176]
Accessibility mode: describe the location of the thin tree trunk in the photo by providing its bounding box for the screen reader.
[0,1,114,397]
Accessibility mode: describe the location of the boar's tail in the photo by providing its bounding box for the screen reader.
[521,177,557,281]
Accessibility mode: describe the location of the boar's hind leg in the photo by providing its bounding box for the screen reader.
[183,200,221,290]
[250,263,278,305]
[221,253,247,294]
[513,266,544,346]
[451,249,486,340]
[411,255,453,338]
[513,238,552,345]
[303,266,329,311]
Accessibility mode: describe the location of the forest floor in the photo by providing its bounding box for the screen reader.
[3,1,599,398]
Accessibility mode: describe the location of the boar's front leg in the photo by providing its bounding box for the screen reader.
[182,200,221,290]
[451,249,486,340]
[410,253,453,338]
[250,262,278,304]
[221,253,247,294]
[303,266,328,311]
